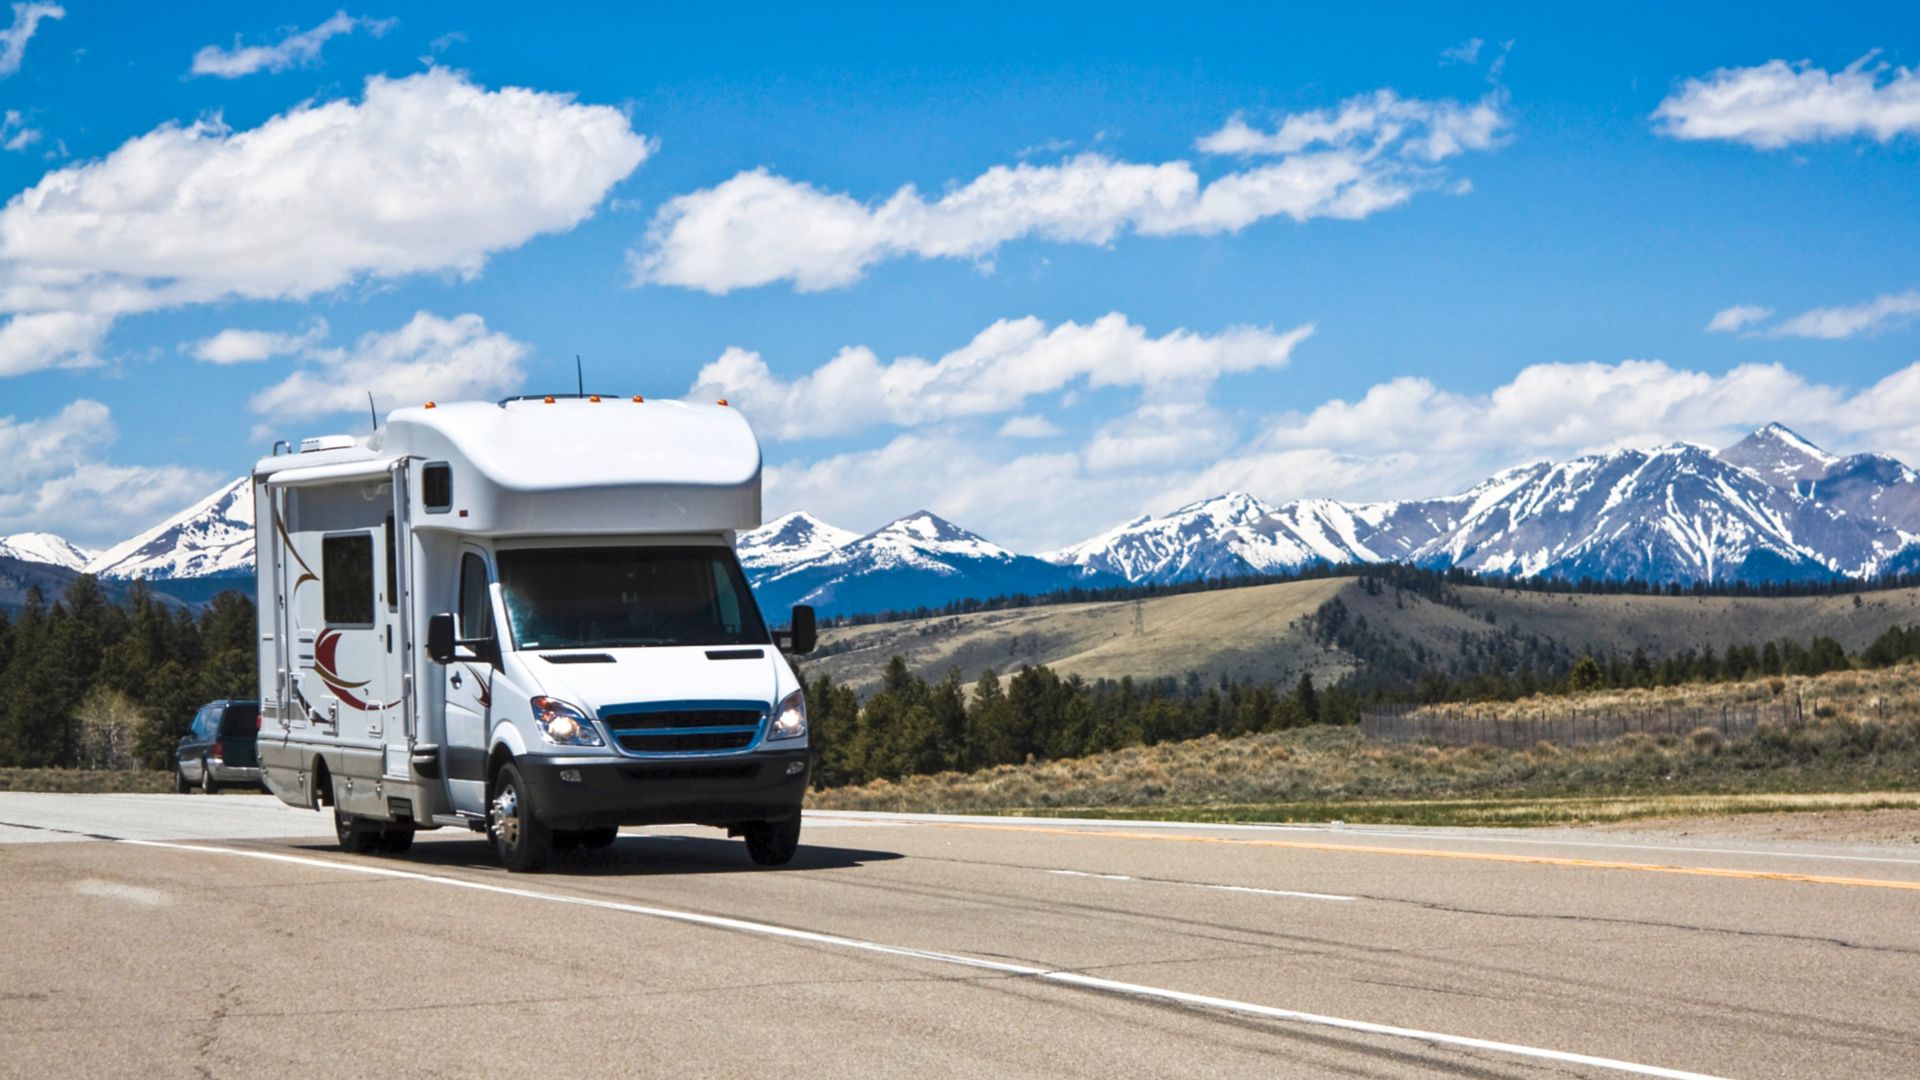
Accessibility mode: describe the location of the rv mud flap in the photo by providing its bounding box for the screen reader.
[513,750,810,831]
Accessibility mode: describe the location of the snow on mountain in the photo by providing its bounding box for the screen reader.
[0,532,95,571]
[754,510,1119,617]
[86,477,255,580]
[738,512,860,576]
[1407,442,1872,583]
[1717,423,1841,486]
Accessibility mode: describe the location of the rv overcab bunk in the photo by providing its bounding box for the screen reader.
[253,396,816,871]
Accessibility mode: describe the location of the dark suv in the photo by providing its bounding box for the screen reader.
[174,699,262,794]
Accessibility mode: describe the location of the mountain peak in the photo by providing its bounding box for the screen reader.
[85,477,254,580]
[0,532,96,572]
[1718,423,1840,487]
[878,510,981,544]
[737,511,859,573]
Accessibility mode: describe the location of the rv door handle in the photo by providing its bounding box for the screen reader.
[450,671,463,689]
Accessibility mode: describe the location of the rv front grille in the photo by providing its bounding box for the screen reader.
[605,707,766,756]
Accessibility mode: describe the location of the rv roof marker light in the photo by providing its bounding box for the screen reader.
[543,395,556,404]
[632,394,645,403]
[589,394,601,403]
[424,401,436,409]
[717,398,729,406]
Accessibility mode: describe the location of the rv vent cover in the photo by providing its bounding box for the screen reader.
[299,434,357,454]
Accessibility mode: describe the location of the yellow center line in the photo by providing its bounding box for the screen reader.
[907,820,1920,892]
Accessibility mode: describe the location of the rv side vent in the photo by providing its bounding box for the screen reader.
[542,653,615,664]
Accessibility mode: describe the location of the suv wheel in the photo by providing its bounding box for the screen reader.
[743,815,801,866]
[489,764,551,872]
[173,766,190,794]
[200,762,218,795]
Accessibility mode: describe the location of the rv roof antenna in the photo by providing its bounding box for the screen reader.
[576,355,584,398]
[366,391,378,432]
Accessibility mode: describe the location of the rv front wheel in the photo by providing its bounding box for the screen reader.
[377,825,415,854]
[743,815,801,867]
[489,764,551,872]
[333,808,381,854]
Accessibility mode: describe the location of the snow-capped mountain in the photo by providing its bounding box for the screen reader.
[0,532,94,571]
[738,512,861,575]
[1044,427,1920,590]
[1716,423,1841,486]
[86,477,255,580]
[1407,442,1887,583]
[751,510,1120,617]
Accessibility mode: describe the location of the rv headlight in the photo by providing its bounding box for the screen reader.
[768,688,807,741]
[531,696,604,747]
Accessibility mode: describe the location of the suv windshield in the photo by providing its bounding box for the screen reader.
[496,546,769,650]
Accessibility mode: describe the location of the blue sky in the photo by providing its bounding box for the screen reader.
[2,2,1919,550]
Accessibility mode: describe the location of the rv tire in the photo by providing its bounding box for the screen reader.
[743,814,801,866]
[580,826,619,850]
[334,808,381,854]
[377,825,415,854]
[490,763,551,872]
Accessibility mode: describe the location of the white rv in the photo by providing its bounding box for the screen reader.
[252,395,816,871]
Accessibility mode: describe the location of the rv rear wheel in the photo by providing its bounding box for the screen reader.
[489,764,551,873]
[378,825,415,854]
[743,815,801,866]
[333,808,381,854]
[579,826,619,850]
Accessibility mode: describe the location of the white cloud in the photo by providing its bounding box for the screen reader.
[1082,401,1234,472]
[0,309,107,375]
[0,3,62,77]
[189,319,329,364]
[0,69,650,375]
[2,109,39,151]
[688,313,1313,439]
[635,88,1506,293]
[0,399,218,546]
[248,311,528,420]
[1705,304,1773,333]
[998,414,1062,438]
[1440,38,1484,65]
[1769,290,1920,340]
[1654,53,1920,149]
[190,10,396,79]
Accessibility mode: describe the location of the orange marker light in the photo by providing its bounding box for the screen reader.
[632,394,645,403]
[424,401,436,409]
[543,395,555,404]
[589,394,601,403]
[717,398,729,407]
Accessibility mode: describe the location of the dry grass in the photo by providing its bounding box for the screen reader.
[808,577,1920,696]
[809,667,1920,826]
[0,767,173,794]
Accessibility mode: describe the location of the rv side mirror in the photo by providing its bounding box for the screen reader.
[789,605,817,655]
[427,613,456,664]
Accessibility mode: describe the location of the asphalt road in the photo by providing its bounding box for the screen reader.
[3,794,1918,1079]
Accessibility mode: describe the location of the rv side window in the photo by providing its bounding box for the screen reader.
[322,534,375,627]
[459,553,494,640]
[384,514,397,611]
[423,463,452,514]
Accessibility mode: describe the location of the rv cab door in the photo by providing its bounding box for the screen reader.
[442,547,495,816]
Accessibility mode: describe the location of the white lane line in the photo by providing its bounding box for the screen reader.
[810,811,1920,867]
[118,837,1722,1080]
[1046,868,1356,902]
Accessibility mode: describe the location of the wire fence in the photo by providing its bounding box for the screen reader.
[1361,696,1804,749]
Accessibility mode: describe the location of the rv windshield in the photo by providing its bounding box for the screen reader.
[496,546,769,650]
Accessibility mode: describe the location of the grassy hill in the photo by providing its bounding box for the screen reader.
[806,576,1920,695]
[807,666,1920,826]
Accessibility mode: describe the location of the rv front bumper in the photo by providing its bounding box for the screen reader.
[514,747,811,830]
